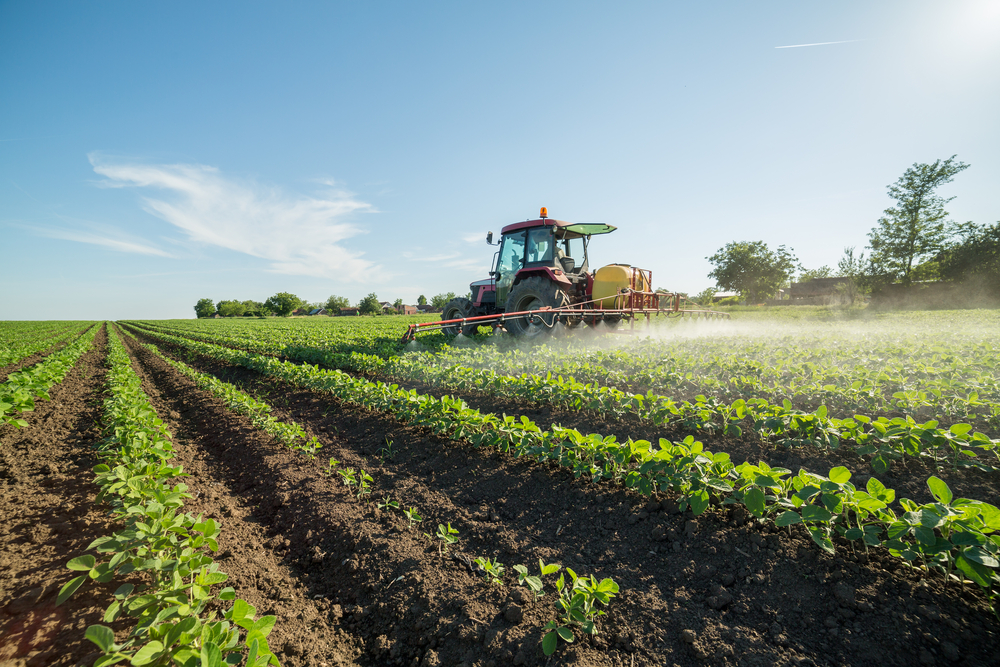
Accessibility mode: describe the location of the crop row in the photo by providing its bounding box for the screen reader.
[122,329,323,458]
[0,324,98,427]
[124,329,625,656]
[127,315,1000,425]
[58,325,280,667]
[0,321,89,367]
[126,324,1000,617]
[128,322,1000,475]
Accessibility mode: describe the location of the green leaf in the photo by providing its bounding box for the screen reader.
[801,505,833,523]
[956,554,992,588]
[557,626,574,642]
[775,510,802,527]
[85,625,116,652]
[251,616,277,638]
[744,487,766,518]
[926,476,953,505]
[689,489,709,516]
[57,575,87,605]
[828,466,851,484]
[201,642,222,667]
[542,631,559,656]
[130,640,164,666]
[67,555,97,571]
[808,527,835,555]
[871,455,890,475]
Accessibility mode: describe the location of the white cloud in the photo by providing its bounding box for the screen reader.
[774,40,861,49]
[462,232,487,243]
[89,155,378,281]
[30,224,173,257]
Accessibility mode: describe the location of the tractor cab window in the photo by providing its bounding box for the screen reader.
[526,227,554,264]
[560,237,585,269]
[498,231,526,275]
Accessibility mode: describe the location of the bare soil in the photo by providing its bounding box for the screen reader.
[0,324,113,667]
[119,326,1000,667]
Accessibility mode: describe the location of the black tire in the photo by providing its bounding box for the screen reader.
[505,276,570,339]
[441,298,478,336]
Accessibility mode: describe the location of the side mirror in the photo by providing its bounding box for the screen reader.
[486,231,493,245]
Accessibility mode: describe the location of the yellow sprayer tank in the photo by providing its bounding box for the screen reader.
[593,264,650,308]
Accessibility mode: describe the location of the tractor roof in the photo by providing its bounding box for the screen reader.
[501,218,617,236]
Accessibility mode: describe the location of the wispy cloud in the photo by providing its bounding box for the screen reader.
[28,223,173,257]
[89,155,378,281]
[775,39,862,49]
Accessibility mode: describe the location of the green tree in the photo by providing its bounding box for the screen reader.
[242,300,264,316]
[798,266,832,282]
[417,294,427,306]
[706,241,799,304]
[216,299,246,317]
[868,155,970,285]
[325,295,350,313]
[194,298,216,318]
[430,292,456,309]
[393,298,403,308]
[694,287,717,306]
[264,292,305,317]
[358,293,382,315]
[939,221,1000,293]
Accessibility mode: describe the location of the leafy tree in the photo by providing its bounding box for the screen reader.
[264,292,305,317]
[325,295,350,313]
[694,287,717,306]
[798,266,832,282]
[430,292,456,309]
[242,300,264,316]
[868,155,970,285]
[358,293,382,316]
[194,298,216,318]
[417,294,427,306]
[216,299,246,317]
[393,298,403,308]
[939,221,1000,293]
[706,241,799,303]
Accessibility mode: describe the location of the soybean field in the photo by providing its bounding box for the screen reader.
[2,310,999,667]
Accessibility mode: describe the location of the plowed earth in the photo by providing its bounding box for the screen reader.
[121,326,1000,667]
[0,324,114,667]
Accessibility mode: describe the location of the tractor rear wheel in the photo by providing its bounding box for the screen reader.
[505,276,570,339]
[441,298,478,336]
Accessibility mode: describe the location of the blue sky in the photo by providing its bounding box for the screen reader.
[2,1,998,320]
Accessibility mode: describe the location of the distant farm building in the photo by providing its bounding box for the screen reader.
[397,305,418,315]
[339,307,360,316]
[788,278,850,304]
[308,308,328,316]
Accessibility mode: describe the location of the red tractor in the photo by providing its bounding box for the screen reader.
[401,208,726,342]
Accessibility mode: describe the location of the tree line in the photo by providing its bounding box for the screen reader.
[194,291,465,318]
[704,155,999,305]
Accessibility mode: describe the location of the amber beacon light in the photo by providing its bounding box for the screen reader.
[539,206,548,218]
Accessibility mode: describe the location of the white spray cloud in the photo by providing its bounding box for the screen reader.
[89,155,378,281]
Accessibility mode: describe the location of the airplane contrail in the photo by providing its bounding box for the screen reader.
[775,39,862,49]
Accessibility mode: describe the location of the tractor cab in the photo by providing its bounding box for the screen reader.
[487,210,617,308]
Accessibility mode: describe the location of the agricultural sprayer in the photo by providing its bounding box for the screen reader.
[401,208,729,343]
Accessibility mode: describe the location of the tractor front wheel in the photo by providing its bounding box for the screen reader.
[505,277,570,339]
[441,298,478,336]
